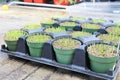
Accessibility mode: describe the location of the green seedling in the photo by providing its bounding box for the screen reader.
[41,19,55,24]
[61,22,76,27]
[87,44,117,57]
[69,31,91,38]
[81,23,101,29]
[53,38,81,50]
[53,15,67,19]
[106,26,120,35]
[23,23,42,30]
[71,17,86,21]
[4,30,27,41]
[115,22,120,26]
[98,34,119,46]
[27,34,51,43]
[93,19,106,23]
[45,27,65,33]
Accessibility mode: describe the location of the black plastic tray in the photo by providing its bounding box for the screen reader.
[1,35,120,80]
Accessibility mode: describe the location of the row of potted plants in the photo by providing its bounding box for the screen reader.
[41,17,119,34]
[4,18,120,74]
[4,32,119,74]
[39,17,119,34]
[6,21,120,49]
[71,17,107,24]
[53,16,108,23]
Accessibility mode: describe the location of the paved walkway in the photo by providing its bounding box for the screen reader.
[0,5,120,80]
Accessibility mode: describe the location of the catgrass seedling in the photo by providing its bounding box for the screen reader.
[106,26,120,35]
[41,19,55,24]
[71,17,86,21]
[98,34,119,46]
[45,27,65,33]
[81,23,101,29]
[69,31,91,38]
[60,22,76,27]
[27,34,51,43]
[53,38,81,50]
[87,44,117,57]
[23,23,41,30]
[93,19,106,23]
[5,30,27,41]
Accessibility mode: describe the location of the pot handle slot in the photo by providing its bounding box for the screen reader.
[117,40,120,56]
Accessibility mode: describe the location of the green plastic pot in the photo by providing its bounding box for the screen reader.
[27,42,44,57]
[41,23,53,28]
[88,53,118,73]
[60,26,74,31]
[5,40,17,51]
[82,28,98,33]
[60,22,76,31]
[53,47,75,64]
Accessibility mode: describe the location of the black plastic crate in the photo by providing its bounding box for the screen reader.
[1,32,120,80]
[1,44,120,80]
